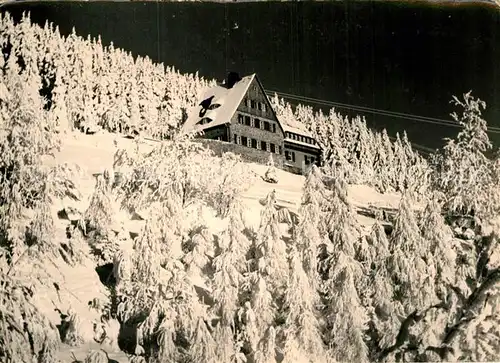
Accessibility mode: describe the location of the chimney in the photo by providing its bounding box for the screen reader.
[226,72,241,89]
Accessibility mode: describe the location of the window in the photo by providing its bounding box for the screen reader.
[270,143,275,153]
[272,124,276,133]
[261,141,267,151]
[251,139,258,149]
[258,102,262,111]
[254,118,260,129]
[245,116,251,126]
[277,146,282,154]
[238,114,244,124]
[305,155,310,165]
[251,100,256,108]
[197,117,213,125]
[292,152,296,162]
[234,134,238,144]
[264,121,270,131]
[241,136,248,147]
[285,151,292,161]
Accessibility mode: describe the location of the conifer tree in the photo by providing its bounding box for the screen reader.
[212,199,250,329]
[282,246,326,363]
[365,220,400,355]
[254,190,288,292]
[321,175,369,363]
[389,194,437,314]
[433,92,496,222]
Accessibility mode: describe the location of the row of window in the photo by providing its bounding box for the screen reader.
[238,113,277,133]
[285,150,317,165]
[285,132,316,145]
[244,98,267,112]
[233,134,282,154]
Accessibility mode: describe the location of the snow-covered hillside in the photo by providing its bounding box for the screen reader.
[2,12,499,363]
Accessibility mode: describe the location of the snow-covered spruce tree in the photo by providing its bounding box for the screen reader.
[370,189,500,362]
[114,136,216,233]
[238,191,287,361]
[264,153,278,184]
[280,166,327,362]
[253,190,289,294]
[0,55,60,259]
[381,129,397,191]
[419,196,457,300]
[362,220,401,358]
[212,199,250,327]
[352,116,377,185]
[432,92,497,223]
[389,194,437,314]
[83,171,122,265]
[282,245,326,363]
[296,164,328,284]
[209,152,253,218]
[211,199,251,362]
[375,194,440,362]
[117,210,210,363]
[0,21,84,362]
[84,173,114,237]
[391,133,409,192]
[0,264,61,363]
[320,175,369,363]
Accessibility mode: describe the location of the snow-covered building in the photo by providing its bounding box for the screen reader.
[182,72,322,174]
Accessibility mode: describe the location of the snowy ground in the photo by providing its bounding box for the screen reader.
[53,130,405,228]
[45,130,407,362]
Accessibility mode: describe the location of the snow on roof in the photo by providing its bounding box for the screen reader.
[281,123,314,138]
[284,136,321,150]
[182,74,256,133]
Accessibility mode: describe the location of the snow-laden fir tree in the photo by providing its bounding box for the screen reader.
[209,152,253,218]
[293,164,328,291]
[84,173,114,237]
[280,165,327,363]
[253,190,289,293]
[419,196,457,299]
[264,153,278,184]
[254,326,278,363]
[432,92,496,222]
[117,211,210,363]
[321,174,369,363]
[282,245,326,363]
[212,199,250,329]
[364,220,400,357]
[238,191,287,360]
[389,193,437,315]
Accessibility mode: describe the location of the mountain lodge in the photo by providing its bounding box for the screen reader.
[182,72,322,174]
